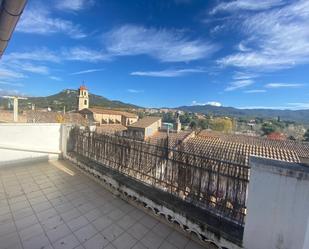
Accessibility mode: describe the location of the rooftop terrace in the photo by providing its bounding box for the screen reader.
[0,159,206,249]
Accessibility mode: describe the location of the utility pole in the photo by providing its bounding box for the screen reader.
[2,96,27,122]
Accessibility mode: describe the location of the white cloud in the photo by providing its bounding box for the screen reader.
[16,6,86,39]
[20,64,49,75]
[0,81,24,87]
[0,89,25,97]
[3,48,60,63]
[238,42,252,52]
[0,68,26,79]
[192,100,222,107]
[71,68,105,75]
[217,0,309,70]
[127,89,144,93]
[211,0,286,14]
[63,47,110,62]
[4,47,108,63]
[244,89,266,93]
[225,79,254,91]
[49,76,62,81]
[287,102,309,109]
[55,0,94,11]
[265,83,304,88]
[206,101,222,107]
[104,25,218,62]
[130,68,206,77]
[233,71,258,80]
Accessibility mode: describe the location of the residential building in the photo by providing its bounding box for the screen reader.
[127,116,162,140]
[79,107,138,126]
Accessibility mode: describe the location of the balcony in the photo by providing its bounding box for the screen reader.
[0,159,206,249]
[0,123,209,249]
[1,123,309,249]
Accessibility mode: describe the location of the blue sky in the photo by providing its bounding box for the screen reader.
[0,0,308,109]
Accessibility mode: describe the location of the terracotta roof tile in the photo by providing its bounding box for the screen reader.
[192,130,309,165]
[25,111,88,125]
[85,108,138,118]
[129,116,161,129]
[96,124,127,134]
[146,130,193,148]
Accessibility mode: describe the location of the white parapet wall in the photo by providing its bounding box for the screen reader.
[0,123,63,166]
[244,157,309,249]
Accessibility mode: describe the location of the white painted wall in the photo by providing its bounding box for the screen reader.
[0,123,62,166]
[303,217,309,249]
[244,157,309,249]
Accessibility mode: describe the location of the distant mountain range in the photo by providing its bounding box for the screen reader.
[0,89,140,111]
[1,89,309,124]
[177,105,309,124]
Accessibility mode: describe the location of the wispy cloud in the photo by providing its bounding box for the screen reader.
[233,71,258,80]
[225,79,254,91]
[55,0,95,11]
[265,83,304,88]
[0,81,24,87]
[16,6,86,39]
[0,68,26,79]
[62,47,110,62]
[131,68,206,77]
[71,68,105,75]
[104,25,219,62]
[211,0,285,14]
[127,89,144,93]
[192,100,222,106]
[244,89,266,93]
[3,48,60,63]
[237,42,252,52]
[217,0,309,70]
[49,76,62,81]
[20,64,49,75]
[287,102,309,109]
[0,89,25,97]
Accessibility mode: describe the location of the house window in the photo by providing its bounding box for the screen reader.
[84,100,87,105]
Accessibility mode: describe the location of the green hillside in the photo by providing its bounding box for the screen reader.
[0,89,140,111]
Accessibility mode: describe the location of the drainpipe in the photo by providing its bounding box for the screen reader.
[0,0,27,57]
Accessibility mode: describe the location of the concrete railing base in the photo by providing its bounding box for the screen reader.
[65,154,243,249]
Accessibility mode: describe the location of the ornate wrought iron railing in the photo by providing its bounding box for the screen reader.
[68,127,249,226]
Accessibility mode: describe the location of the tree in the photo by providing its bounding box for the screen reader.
[162,112,174,123]
[189,120,198,130]
[198,119,209,129]
[304,129,309,141]
[210,118,233,133]
[261,122,277,135]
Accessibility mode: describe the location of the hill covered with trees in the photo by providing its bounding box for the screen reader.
[178,105,309,124]
[0,89,140,111]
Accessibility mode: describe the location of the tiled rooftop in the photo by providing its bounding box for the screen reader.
[129,117,161,129]
[146,131,193,148]
[96,124,128,134]
[180,130,309,165]
[85,108,138,118]
[0,160,206,249]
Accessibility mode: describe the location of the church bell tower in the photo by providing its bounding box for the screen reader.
[77,85,89,111]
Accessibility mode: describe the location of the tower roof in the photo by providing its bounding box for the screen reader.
[79,85,87,91]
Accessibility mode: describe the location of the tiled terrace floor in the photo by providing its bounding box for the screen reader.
[0,160,206,249]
